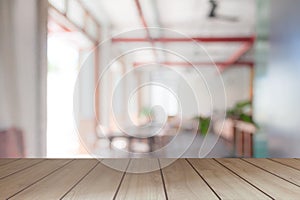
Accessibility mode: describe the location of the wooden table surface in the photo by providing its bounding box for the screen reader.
[0,158,299,199]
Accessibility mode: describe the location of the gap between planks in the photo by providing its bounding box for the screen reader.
[215,158,300,199]
[242,158,300,187]
[3,159,74,199]
[0,159,45,180]
[185,159,221,200]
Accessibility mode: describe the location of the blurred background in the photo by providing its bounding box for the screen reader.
[0,0,299,158]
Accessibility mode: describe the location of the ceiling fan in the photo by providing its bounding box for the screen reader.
[208,0,239,22]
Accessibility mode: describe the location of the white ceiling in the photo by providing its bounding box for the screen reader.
[80,0,256,64]
[82,0,255,36]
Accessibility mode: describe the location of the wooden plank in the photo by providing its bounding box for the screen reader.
[0,158,298,199]
[188,159,270,199]
[126,158,160,174]
[270,158,300,171]
[161,159,219,200]
[0,159,43,179]
[0,159,71,199]
[62,159,130,200]
[216,158,300,199]
[115,159,165,200]
[244,158,300,186]
[10,159,98,200]
[0,158,18,166]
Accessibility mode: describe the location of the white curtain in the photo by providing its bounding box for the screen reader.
[0,0,47,157]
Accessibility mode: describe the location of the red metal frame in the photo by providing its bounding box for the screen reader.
[49,5,98,44]
[134,0,159,60]
[112,36,255,43]
[48,15,72,33]
[133,61,254,68]
[113,36,255,71]
[48,2,101,45]
[134,0,158,114]
[135,0,149,32]
[124,0,255,69]
[127,36,255,70]
[220,39,254,71]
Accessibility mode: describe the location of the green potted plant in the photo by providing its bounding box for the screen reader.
[194,116,211,136]
[226,100,258,127]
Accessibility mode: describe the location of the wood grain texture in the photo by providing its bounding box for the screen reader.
[188,159,270,199]
[115,159,165,200]
[10,159,98,200]
[161,159,218,200]
[270,158,300,170]
[0,159,43,179]
[63,159,129,200]
[0,159,71,199]
[216,158,300,199]
[244,158,300,186]
[0,158,299,199]
[0,158,18,166]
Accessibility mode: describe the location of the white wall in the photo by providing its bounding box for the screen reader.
[178,67,250,118]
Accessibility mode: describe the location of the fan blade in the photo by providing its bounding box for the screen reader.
[208,0,218,18]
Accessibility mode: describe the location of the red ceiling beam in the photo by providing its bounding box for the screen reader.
[135,0,149,30]
[133,61,254,68]
[49,5,98,44]
[134,0,160,62]
[48,15,73,33]
[134,0,156,47]
[112,36,255,43]
[219,40,254,71]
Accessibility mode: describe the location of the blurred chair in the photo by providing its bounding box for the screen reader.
[0,127,25,158]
